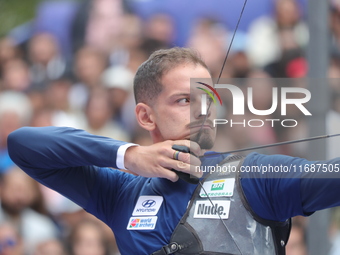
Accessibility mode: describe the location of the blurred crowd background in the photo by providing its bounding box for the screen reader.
[0,0,340,254]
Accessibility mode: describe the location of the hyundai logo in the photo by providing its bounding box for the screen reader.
[142,200,156,208]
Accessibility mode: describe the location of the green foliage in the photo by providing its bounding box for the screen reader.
[0,0,42,37]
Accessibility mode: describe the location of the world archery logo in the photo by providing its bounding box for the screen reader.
[129,218,140,228]
[127,216,158,230]
[196,82,222,115]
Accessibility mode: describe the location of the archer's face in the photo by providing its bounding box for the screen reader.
[151,63,217,149]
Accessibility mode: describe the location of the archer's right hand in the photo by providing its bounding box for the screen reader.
[124,140,203,182]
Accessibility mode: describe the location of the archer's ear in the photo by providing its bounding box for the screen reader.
[135,103,156,131]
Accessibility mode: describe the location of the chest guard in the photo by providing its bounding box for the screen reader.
[152,155,291,255]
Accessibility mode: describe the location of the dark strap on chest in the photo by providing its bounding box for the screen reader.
[151,220,203,255]
[151,155,291,255]
[151,242,180,255]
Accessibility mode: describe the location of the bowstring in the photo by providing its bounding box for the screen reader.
[195,0,248,143]
[193,1,248,254]
[199,181,243,254]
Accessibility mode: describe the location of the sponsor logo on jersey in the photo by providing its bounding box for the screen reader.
[142,200,156,208]
[127,216,158,230]
[211,180,225,191]
[132,196,163,216]
[200,179,235,197]
[193,200,230,219]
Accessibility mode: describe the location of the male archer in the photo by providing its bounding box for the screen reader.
[8,47,340,255]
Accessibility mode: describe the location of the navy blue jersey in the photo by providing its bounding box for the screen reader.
[7,127,340,254]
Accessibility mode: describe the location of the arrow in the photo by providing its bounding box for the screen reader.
[199,133,340,158]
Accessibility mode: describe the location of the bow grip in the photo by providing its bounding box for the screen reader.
[171,145,199,184]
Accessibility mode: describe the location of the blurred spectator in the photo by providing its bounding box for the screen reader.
[218,32,252,78]
[228,51,252,78]
[33,239,66,255]
[120,93,147,138]
[69,46,108,112]
[1,59,31,92]
[109,14,144,67]
[286,220,308,255]
[326,205,340,255]
[330,1,340,58]
[186,18,228,77]
[140,13,174,56]
[0,37,22,78]
[33,0,80,59]
[101,65,134,119]
[328,206,340,255]
[121,15,148,73]
[329,57,340,80]
[246,0,308,69]
[0,223,24,255]
[244,71,279,146]
[44,78,84,128]
[30,109,54,127]
[264,46,307,78]
[0,166,59,254]
[83,88,130,141]
[326,60,340,160]
[84,214,120,255]
[0,91,32,174]
[26,90,47,115]
[106,13,148,74]
[227,33,253,78]
[44,79,71,113]
[71,0,126,54]
[330,10,340,166]
[67,220,111,255]
[28,33,69,90]
[74,46,108,89]
[144,13,175,46]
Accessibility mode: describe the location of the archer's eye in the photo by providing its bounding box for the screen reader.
[177,98,190,105]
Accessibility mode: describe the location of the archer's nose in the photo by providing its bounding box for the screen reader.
[194,94,213,119]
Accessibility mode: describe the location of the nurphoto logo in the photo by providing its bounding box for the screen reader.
[197,80,312,128]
